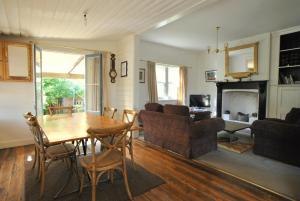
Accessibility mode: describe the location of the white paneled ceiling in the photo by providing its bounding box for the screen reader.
[141,0,300,51]
[0,0,212,40]
[42,50,85,74]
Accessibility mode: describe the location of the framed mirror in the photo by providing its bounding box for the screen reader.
[225,42,258,79]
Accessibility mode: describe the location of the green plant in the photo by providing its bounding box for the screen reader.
[42,78,84,110]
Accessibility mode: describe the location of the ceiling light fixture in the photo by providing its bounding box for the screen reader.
[83,11,88,26]
[207,26,227,54]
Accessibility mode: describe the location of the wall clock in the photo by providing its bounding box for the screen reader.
[109,54,117,83]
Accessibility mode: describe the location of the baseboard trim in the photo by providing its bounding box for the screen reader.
[135,139,295,201]
[0,138,33,149]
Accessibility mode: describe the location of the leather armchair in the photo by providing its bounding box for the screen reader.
[251,108,300,167]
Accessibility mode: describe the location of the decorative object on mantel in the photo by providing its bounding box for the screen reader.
[205,70,217,82]
[223,110,230,121]
[121,61,128,77]
[109,54,117,83]
[225,42,258,80]
[207,26,228,54]
[139,68,145,83]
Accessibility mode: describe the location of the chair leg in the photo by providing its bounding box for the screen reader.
[31,147,37,169]
[122,160,132,200]
[129,132,135,169]
[82,139,87,155]
[38,156,42,181]
[40,158,45,198]
[110,170,114,184]
[92,170,96,201]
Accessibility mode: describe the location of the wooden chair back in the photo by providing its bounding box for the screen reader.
[103,107,117,119]
[23,112,34,119]
[48,106,74,115]
[87,123,131,166]
[122,109,138,127]
[26,116,49,153]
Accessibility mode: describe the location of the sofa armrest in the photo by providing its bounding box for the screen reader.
[264,118,287,123]
[190,118,225,139]
[251,120,300,139]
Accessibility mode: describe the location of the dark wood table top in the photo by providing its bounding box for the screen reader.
[224,121,250,133]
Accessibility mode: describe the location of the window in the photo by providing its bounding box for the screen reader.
[156,63,179,100]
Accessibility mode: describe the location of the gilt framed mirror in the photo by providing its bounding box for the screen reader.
[225,42,258,79]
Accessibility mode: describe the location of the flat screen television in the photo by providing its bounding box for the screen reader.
[190,95,211,108]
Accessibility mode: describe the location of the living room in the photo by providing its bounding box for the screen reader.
[0,0,300,201]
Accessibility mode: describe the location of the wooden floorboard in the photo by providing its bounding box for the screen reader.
[0,141,289,201]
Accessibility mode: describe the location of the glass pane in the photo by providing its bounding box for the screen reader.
[168,67,179,85]
[168,83,178,100]
[157,82,166,99]
[156,65,166,82]
[85,54,101,113]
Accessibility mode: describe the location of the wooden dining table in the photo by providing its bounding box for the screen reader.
[37,112,126,198]
[38,112,126,145]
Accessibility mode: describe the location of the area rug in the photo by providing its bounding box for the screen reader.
[25,159,164,201]
[218,142,253,153]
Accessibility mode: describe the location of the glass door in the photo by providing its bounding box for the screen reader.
[85,53,102,114]
[34,45,43,116]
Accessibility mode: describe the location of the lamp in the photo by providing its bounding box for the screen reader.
[208,26,227,54]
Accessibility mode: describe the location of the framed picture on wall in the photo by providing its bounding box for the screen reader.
[205,70,217,82]
[139,68,145,83]
[121,61,128,77]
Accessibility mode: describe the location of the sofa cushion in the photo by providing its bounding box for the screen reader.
[145,103,163,112]
[163,104,190,117]
[285,108,300,124]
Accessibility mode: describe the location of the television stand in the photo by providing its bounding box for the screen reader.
[189,108,211,121]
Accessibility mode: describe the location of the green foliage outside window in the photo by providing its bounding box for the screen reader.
[42,78,84,112]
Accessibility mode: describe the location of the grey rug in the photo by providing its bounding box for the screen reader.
[25,159,164,201]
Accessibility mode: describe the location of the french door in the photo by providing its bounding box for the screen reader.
[34,45,43,116]
[85,53,103,114]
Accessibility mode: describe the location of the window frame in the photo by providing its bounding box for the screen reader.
[156,63,179,101]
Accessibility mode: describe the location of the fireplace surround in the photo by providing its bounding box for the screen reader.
[216,81,267,120]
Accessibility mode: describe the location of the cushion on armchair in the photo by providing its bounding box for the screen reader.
[145,103,163,112]
[163,104,190,117]
[285,108,300,124]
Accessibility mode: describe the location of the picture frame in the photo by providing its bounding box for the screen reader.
[139,68,145,83]
[121,61,128,77]
[205,70,217,82]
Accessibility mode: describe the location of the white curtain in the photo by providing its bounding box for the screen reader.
[178,66,187,105]
[147,61,158,103]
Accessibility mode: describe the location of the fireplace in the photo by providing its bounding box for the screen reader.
[216,81,267,121]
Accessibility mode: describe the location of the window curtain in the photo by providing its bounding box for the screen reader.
[147,61,158,103]
[178,66,187,105]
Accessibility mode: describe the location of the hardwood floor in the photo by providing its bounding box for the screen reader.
[0,141,288,201]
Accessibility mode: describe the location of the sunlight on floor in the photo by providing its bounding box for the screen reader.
[26,155,33,162]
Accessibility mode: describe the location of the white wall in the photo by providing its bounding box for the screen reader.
[0,36,118,149]
[138,40,200,109]
[107,35,140,119]
[196,33,271,116]
[0,83,35,148]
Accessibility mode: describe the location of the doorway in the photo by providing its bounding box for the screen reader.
[34,45,102,116]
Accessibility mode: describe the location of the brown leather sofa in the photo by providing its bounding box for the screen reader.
[139,104,224,158]
[251,108,300,167]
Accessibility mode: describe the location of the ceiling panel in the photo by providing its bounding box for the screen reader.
[141,0,300,51]
[0,0,209,40]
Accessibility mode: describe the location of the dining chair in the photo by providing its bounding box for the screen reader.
[48,106,74,116]
[79,123,133,201]
[23,112,37,169]
[122,109,138,168]
[26,116,79,198]
[103,107,117,119]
